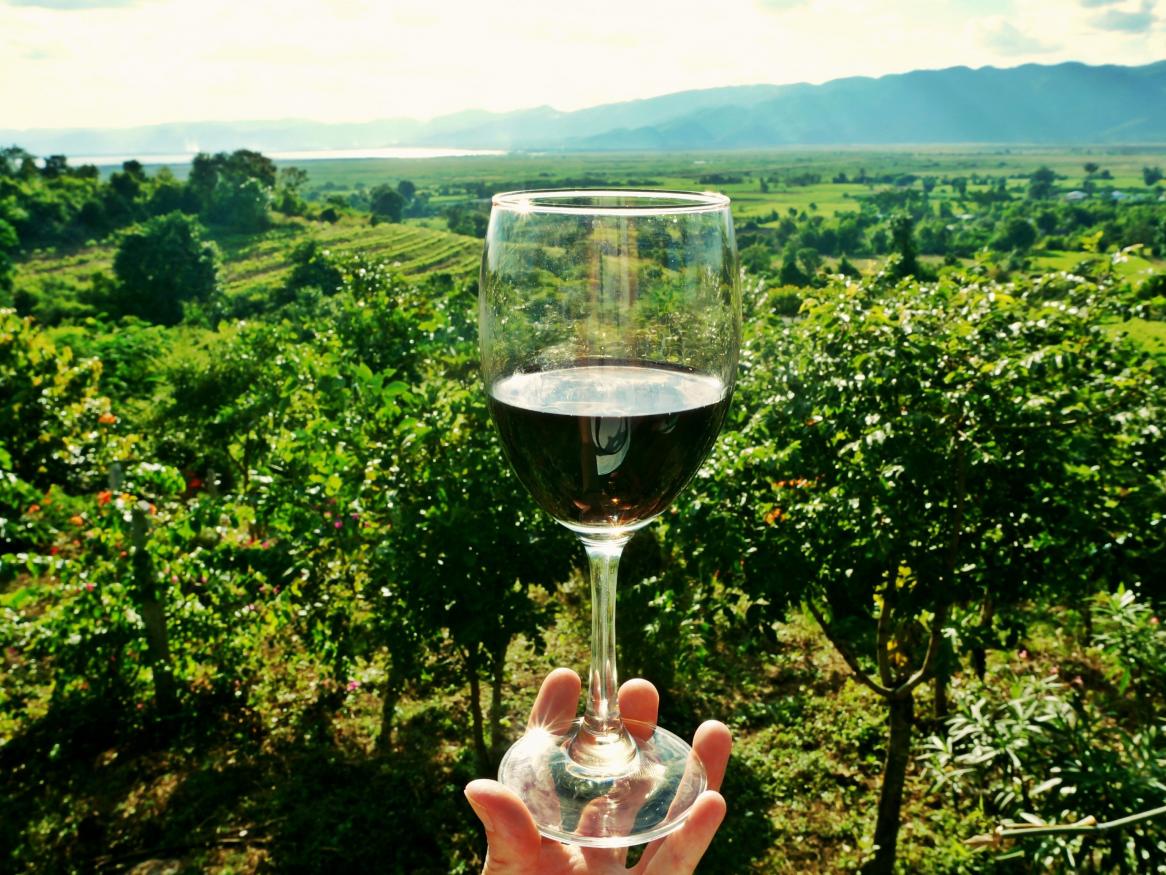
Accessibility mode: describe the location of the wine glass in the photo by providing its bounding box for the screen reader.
[479,189,740,847]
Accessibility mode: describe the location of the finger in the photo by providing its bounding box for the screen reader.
[464,779,542,875]
[575,773,657,870]
[528,667,581,730]
[635,723,731,872]
[639,791,727,875]
[618,678,659,742]
[691,721,732,792]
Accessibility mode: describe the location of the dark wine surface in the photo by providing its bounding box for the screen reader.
[489,363,731,531]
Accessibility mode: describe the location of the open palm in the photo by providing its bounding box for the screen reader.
[465,669,731,875]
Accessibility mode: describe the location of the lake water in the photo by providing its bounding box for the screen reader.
[73,147,506,167]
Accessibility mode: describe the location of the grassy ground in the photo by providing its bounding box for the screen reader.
[1106,317,1166,357]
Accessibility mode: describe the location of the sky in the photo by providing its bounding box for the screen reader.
[1,0,1164,130]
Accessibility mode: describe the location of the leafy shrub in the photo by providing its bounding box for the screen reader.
[923,592,1166,875]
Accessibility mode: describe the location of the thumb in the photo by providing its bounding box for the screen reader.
[464,779,543,875]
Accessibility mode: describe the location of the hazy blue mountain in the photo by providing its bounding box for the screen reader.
[427,61,1166,149]
[3,61,1164,158]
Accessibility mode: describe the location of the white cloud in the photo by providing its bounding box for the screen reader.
[1091,0,1157,31]
[977,18,1060,54]
[1,0,1163,130]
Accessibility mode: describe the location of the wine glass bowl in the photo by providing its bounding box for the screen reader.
[480,189,740,847]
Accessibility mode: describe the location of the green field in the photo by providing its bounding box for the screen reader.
[15,215,482,306]
[281,145,1166,218]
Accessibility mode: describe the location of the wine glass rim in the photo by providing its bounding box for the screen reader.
[491,188,731,216]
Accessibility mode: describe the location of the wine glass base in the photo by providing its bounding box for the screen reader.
[497,716,707,848]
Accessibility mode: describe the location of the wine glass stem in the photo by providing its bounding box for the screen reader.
[580,534,632,742]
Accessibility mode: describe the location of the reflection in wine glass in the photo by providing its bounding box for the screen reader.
[592,416,630,476]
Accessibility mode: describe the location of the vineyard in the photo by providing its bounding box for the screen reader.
[14,215,481,320]
[2,146,1166,874]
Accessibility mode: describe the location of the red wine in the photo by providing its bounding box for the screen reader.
[489,363,731,531]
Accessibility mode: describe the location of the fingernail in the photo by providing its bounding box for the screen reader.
[464,788,496,833]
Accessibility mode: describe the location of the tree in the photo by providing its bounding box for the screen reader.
[0,308,116,497]
[385,373,573,770]
[219,149,277,189]
[722,271,1164,873]
[993,216,1037,252]
[0,146,34,177]
[187,150,276,228]
[110,212,219,325]
[1144,166,1164,187]
[444,204,488,237]
[40,155,69,180]
[370,185,405,223]
[275,166,309,216]
[209,177,270,231]
[0,218,16,295]
[887,213,919,279]
[778,248,808,286]
[1027,166,1057,200]
[397,179,416,201]
[740,243,772,275]
[283,239,344,300]
[797,246,822,277]
[836,254,861,278]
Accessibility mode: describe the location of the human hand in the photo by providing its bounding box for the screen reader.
[464,668,731,875]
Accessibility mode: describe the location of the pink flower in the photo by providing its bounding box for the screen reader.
[334,520,343,529]
[346,680,361,691]
[84,582,96,592]
[1018,648,1029,660]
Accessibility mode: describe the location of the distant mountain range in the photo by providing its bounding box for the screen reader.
[4,60,1166,158]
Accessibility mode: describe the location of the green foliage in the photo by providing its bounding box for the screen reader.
[0,218,16,296]
[110,212,220,325]
[209,177,271,232]
[730,270,1163,660]
[741,242,772,274]
[1092,585,1166,710]
[274,166,309,216]
[188,150,275,231]
[3,148,1166,873]
[283,239,344,301]
[0,308,125,501]
[370,184,405,223]
[923,654,1166,871]
[887,213,920,279]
